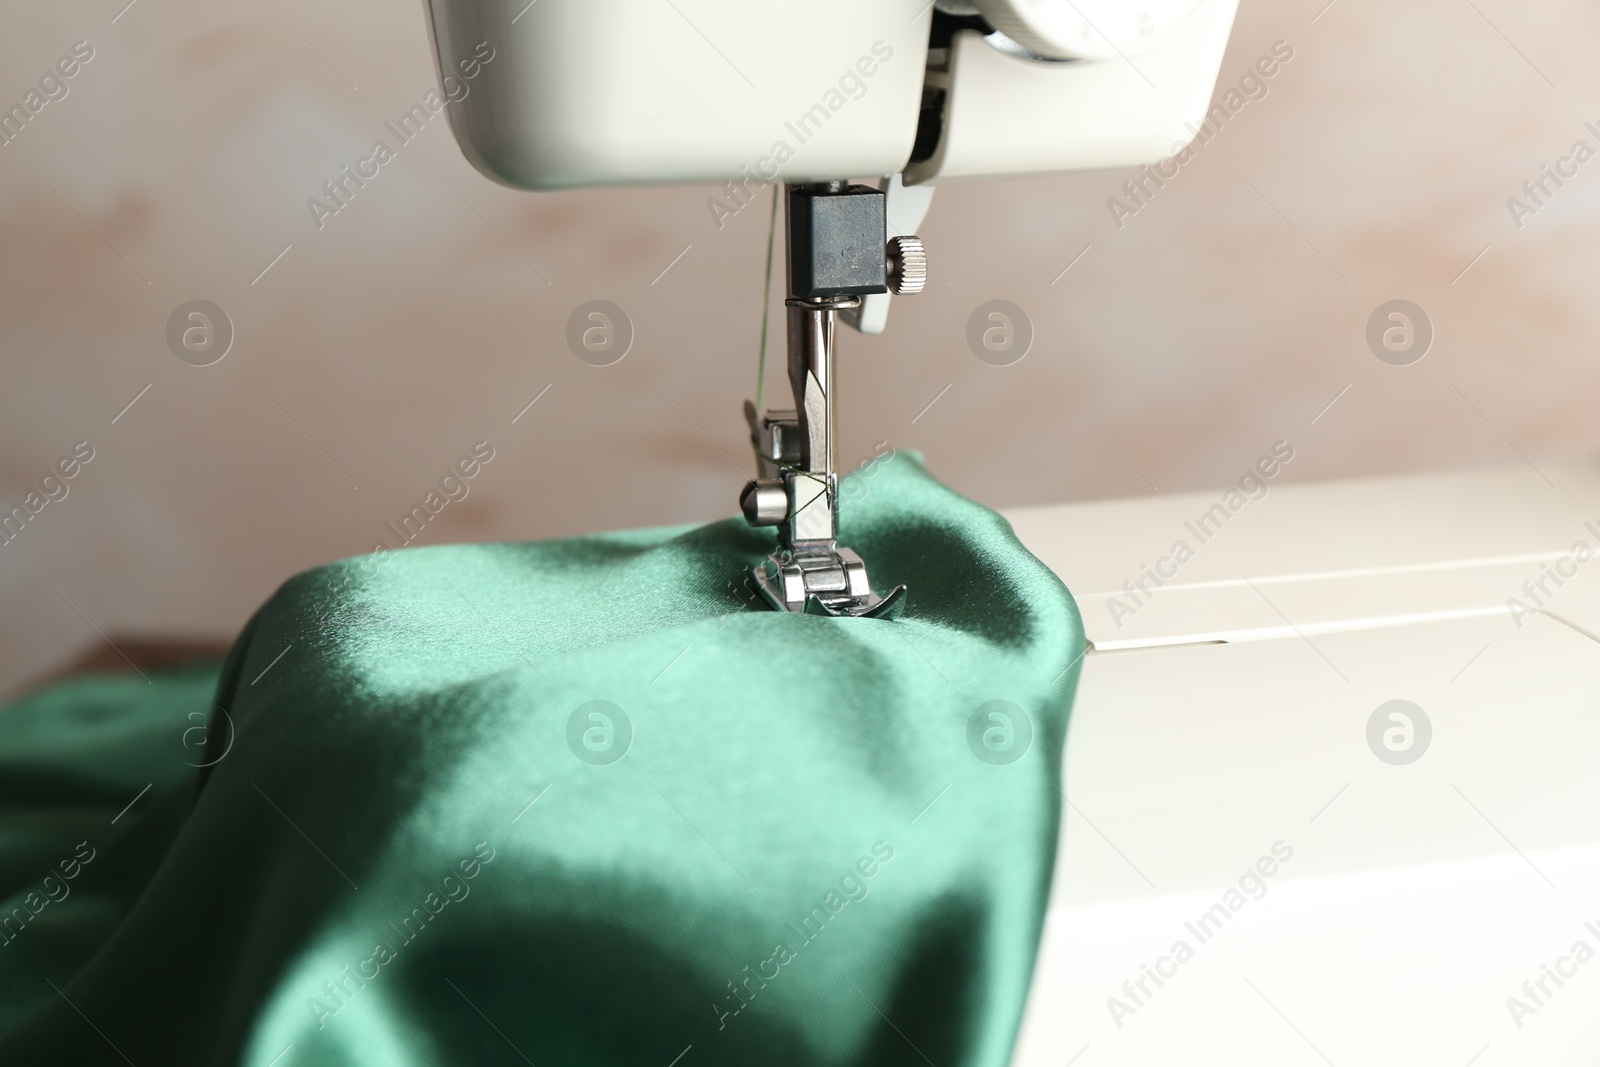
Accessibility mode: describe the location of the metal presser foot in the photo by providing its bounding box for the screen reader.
[739,181,925,619]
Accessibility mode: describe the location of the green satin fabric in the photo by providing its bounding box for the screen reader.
[0,454,1084,1067]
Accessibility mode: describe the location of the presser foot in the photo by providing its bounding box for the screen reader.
[753,548,907,619]
[738,181,922,623]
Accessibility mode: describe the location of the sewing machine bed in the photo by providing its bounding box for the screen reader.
[1008,458,1600,1065]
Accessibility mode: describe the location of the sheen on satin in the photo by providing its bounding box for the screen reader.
[0,454,1085,1067]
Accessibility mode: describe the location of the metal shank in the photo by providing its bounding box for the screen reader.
[741,182,906,619]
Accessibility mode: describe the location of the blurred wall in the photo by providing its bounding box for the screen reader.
[2,0,1597,695]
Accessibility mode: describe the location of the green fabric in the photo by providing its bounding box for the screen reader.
[0,454,1085,1067]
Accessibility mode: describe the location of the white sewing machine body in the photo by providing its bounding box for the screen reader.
[425,0,1242,189]
[1006,460,1600,1064]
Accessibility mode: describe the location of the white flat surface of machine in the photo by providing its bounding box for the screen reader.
[1003,460,1600,1064]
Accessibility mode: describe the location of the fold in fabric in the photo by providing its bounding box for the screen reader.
[0,453,1085,1067]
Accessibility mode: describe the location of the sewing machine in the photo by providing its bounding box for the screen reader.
[424,2,1600,1061]
[426,0,1239,615]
